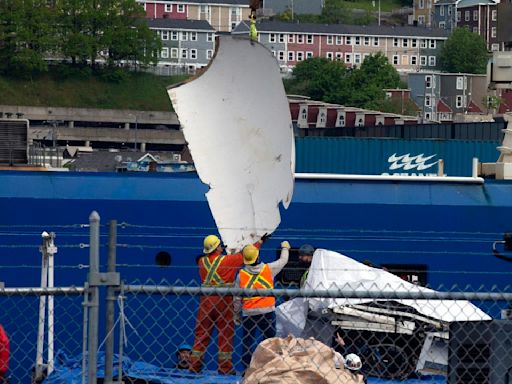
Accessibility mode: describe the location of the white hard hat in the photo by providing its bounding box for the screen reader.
[344,353,362,371]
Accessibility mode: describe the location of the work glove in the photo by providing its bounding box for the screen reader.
[261,233,272,243]
[234,313,241,326]
[281,241,290,249]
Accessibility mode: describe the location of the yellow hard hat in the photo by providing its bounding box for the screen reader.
[203,235,221,254]
[243,244,259,265]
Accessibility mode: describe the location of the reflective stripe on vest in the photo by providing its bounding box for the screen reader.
[239,264,275,309]
[201,255,226,286]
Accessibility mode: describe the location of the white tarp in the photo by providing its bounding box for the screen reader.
[277,249,490,336]
[168,36,295,250]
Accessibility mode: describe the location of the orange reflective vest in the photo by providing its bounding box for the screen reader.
[201,255,230,286]
[239,264,275,309]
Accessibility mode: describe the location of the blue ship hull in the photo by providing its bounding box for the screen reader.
[0,170,511,290]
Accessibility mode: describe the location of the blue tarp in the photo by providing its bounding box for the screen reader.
[43,352,241,384]
[43,352,446,384]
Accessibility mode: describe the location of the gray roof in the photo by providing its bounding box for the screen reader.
[233,20,450,38]
[457,0,497,8]
[148,18,215,31]
[435,0,458,5]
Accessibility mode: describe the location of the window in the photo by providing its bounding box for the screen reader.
[161,47,169,59]
[420,56,427,66]
[425,75,432,88]
[288,34,295,43]
[288,51,295,61]
[206,50,213,59]
[403,38,409,48]
[344,36,351,45]
[142,2,146,11]
[269,33,276,43]
[181,31,188,41]
[411,55,417,65]
[364,36,370,46]
[428,56,436,66]
[440,5,444,16]
[457,11,461,22]
[354,53,361,65]
[492,27,497,38]
[190,32,197,41]
[177,4,185,13]
[492,9,497,21]
[337,113,345,127]
[420,39,427,48]
[278,51,285,61]
[200,5,210,20]
[345,53,352,64]
[190,49,197,59]
[439,21,445,29]
[326,52,334,60]
[425,95,431,107]
[456,76,464,90]
[307,35,314,44]
[411,39,417,48]
[230,7,241,30]
[473,27,479,34]
[465,10,470,21]
[327,35,334,45]
[306,51,313,59]
[164,4,172,12]
[297,51,304,61]
[429,40,436,49]
[301,108,307,120]
[393,38,400,47]
[355,36,361,45]
[171,48,179,58]
[447,5,452,16]
[335,52,343,61]
[271,51,276,57]
[393,55,399,65]
[279,34,285,43]
[373,37,379,46]
[297,34,304,44]
[171,31,178,40]
[419,0,424,8]
[491,43,500,51]
[181,48,188,59]
[336,36,343,45]
[473,10,478,21]
[418,15,425,25]
[456,95,463,108]
[425,112,431,120]
[206,32,214,42]
[162,31,169,40]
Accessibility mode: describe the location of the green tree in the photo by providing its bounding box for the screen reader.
[285,58,348,103]
[344,53,402,109]
[320,0,352,24]
[439,27,489,74]
[0,0,56,77]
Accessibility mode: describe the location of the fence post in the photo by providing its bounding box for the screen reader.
[104,220,117,384]
[88,211,100,384]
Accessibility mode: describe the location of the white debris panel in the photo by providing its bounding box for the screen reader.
[305,249,491,322]
[168,36,295,250]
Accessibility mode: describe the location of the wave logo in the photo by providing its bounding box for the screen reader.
[388,153,438,171]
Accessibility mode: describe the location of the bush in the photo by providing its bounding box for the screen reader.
[97,67,130,83]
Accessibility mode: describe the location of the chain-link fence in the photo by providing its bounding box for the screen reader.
[0,214,511,384]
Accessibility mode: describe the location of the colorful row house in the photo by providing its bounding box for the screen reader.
[148,19,216,70]
[232,21,449,73]
[139,0,251,32]
[408,72,489,122]
[433,0,500,50]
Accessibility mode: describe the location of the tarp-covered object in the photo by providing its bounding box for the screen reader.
[244,336,364,384]
[168,36,295,251]
[276,250,490,337]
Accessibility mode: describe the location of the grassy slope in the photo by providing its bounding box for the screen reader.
[0,71,189,111]
[340,0,405,13]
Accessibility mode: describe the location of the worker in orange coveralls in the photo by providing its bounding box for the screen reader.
[190,234,269,374]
